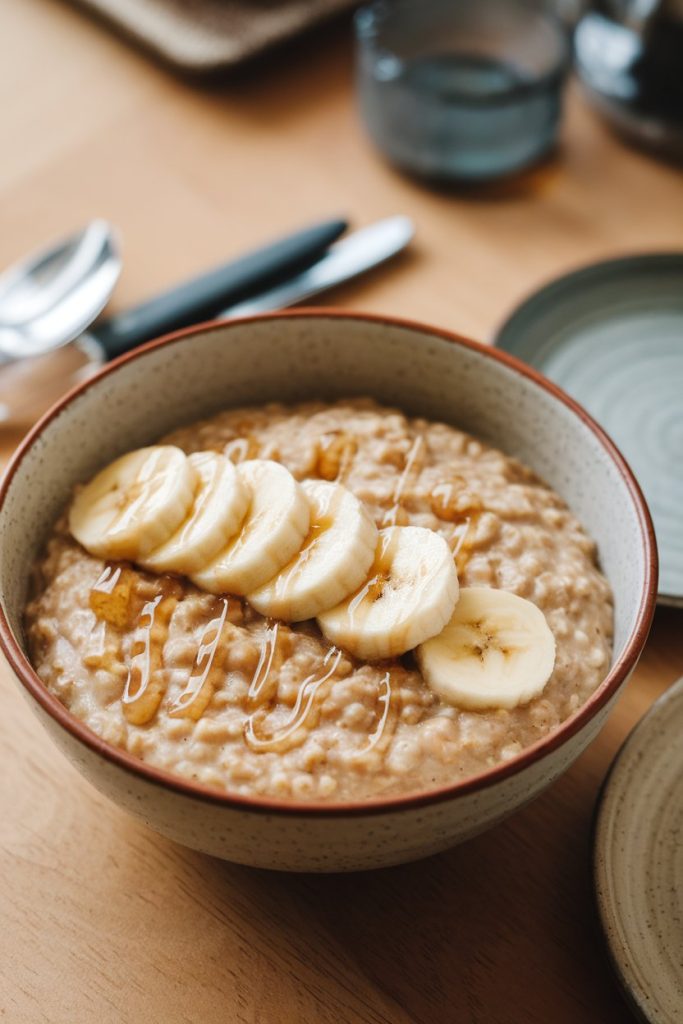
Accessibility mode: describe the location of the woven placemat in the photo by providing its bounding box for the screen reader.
[66,0,358,73]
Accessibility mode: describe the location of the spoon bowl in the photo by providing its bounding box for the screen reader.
[0,220,121,360]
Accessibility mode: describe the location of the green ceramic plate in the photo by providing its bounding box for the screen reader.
[496,253,683,606]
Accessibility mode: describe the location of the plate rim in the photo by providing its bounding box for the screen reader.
[592,676,683,1024]
[494,250,683,605]
[494,251,683,353]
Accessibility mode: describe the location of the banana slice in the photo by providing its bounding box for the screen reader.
[69,446,198,561]
[416,587,556,711]
[248,480,378,622]
[317,525,458,660]
[191,460,310,595]
[140,452,248,574]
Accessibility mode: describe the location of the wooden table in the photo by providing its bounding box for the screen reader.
[1,3,682,1021]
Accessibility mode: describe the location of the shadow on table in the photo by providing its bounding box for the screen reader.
[174,767,635,1024]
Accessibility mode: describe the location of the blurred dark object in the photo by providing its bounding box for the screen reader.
[355,0,571,184]
[575,0,683,160]
[543,0,590,26]
[65,0,357,74]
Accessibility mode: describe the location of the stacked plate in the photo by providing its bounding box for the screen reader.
[594,678,683,1024]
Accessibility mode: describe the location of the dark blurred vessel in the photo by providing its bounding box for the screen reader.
[575,0,683,160]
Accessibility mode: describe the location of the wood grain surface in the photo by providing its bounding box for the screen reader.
[1,2,682,1021]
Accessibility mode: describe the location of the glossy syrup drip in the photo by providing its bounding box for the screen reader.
[450,517,471,553]
[85,564,133,672]
[248,620,280,705]
[345,530,393,625]
[121,591,177,725]
[317,431,358,482]
[430,480,461,519]
[223,437,258,463]
[89,563,134,628]
[244,646,342,754]
[449,513,480,576]
[170,456,220,549]
[82,618,123,673]
[122,595,161,720]
[272,521,323,598]
[168,598,229,720]
[271,487,339,598]
[383,435,423,527]
[429,478,482,575]
[350,671,396,759]
[93,564,122,594]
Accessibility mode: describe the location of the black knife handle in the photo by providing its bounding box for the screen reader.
[92,217,348,361]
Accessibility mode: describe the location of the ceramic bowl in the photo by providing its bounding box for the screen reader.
[0,312,657,872]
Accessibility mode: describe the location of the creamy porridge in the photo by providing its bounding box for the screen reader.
[24,399,613,801]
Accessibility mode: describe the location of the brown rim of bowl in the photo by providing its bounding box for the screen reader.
[0,310,658,819]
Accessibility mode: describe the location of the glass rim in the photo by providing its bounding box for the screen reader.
[354,0,572,103]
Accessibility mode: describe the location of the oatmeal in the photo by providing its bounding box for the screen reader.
[24,399,613,801]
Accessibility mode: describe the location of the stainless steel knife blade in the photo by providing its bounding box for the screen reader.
[222,215,414,318]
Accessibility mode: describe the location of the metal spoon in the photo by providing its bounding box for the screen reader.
[0,220,121,361]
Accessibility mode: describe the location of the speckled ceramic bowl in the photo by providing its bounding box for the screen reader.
[0,312,657,872]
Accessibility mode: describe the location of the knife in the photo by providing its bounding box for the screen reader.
[86,217,349,362]
[78,216,414,365]
[223,216,414,318]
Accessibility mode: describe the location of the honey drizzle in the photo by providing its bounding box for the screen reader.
[224,437,257,463]
[429,477,483,576]
[248,621,280,705]
[85,563,135,672]
[382,436,423,527]
[448,513,480,576]
[93,564,122,595]
[244,647,342,753]
[317,432,357,482]
[450,517,471,555]
[168,598,229,720]
[345,530,393,624]
[121,591,177,725]
[82,618,122,673]
[352,671,397,761]
[89,563,135,629]
[336,442,356,483]
[270,487,339,598]
[430,480,460,518]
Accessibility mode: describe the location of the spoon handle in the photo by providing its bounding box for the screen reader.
[91,218,348,361]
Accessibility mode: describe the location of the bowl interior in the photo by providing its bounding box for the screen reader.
[0,314,650,681]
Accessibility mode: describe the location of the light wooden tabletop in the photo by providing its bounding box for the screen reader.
[2,2,682,1021]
